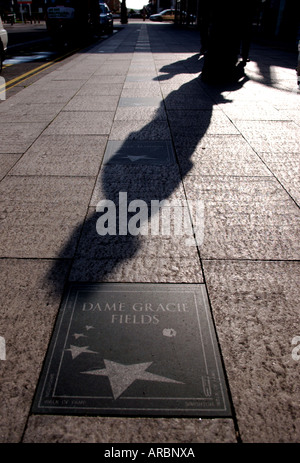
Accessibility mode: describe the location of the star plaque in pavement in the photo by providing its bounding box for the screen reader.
[82,359,184,400]
[32,283,231,417]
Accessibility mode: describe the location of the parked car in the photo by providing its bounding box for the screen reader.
[99,2,113,34]
[149,9,175,22]
[0,15,8,73]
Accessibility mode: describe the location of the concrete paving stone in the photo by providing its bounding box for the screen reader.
[123,69,158,78]
[77,54,108,63]
[156,73,200,85]
[62,95,119,112]
[203,260,300,443]
[93,162,181,179]
[164,93,215,110]
[0,258,70,442]
[0,122,49,154]
[217,101,287,120]
[174,134,252,154]
[0,102,63,123]
[155,65,200,78]
[129,62,156,69]
[233,120,300,153]
[0,202,84,258]
[76,83,124,96]
[159,81,205,97]
[87,75,126,84]
[154,61,187,71]
[106,53,134,61]
[224,83,299,108]
[207,81,271,102]
[59,63,101,73]
[270,91,300,109]
[0,154,22,180]
[75,207,196,259]
[234,120,300,135]
[118,96,162,107]
[93,65,131,76]
[69,256,204,283]
[129,55,153,61]
[120,87,162,98]
[199,219,300,260]
[44,111,115,135]
[183,176,300,259]
[125,75,155,82]
[90,164,184,206]
[129,67,156,74]
[241,134,300,153]
[169,110,240,135]
[114,106,167,121]
[11,87,82,104]
[23,416,237,443]
[174,136,271,177]
[183,175,297,204]
[57,55,94,68]
[259,151,300,206]
[276,109,300,125]
[153,53,195,61]
[130,56,153,63]
[123,80,161,90]
[49,71,99,81]
[29,79,86,91]
[0,176,95,205]
[109,120,171,140]
[9,135,107,177]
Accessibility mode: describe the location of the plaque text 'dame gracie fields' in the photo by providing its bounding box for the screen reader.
[32,283,231,417]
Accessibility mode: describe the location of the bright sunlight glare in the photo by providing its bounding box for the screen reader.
[125,0,147,10]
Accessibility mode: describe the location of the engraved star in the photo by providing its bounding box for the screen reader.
[66,345,97,360]
[82,359,184,399]
[73,333,86,340]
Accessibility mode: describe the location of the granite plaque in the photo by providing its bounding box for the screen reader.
[103,140,176,165]
[32,283,231,416]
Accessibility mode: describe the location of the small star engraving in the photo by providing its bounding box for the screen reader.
[73,333,86,340]
[66,345,97,360]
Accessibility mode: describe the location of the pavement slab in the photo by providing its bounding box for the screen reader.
[9,135,107,177]
[0,154,22,180]
[0,259,70,442]
[203,260,300,442]
[23,415,236,443]
[44,111,115,135]
[0,122,50,153]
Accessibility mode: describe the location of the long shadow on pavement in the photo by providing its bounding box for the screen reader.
[46,53,248,291]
